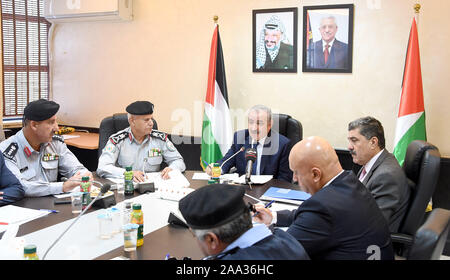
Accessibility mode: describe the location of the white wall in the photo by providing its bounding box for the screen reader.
[49,0,450,156]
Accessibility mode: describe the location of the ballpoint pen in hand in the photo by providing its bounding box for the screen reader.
[252,200,275,217]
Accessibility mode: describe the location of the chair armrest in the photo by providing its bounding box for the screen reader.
[391,233,414,246]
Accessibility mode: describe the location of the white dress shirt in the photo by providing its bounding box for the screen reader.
[359,149,384,182]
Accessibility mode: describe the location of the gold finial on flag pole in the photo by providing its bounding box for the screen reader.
[213,15,219,24]
[414,2,421,28]
[414,3,421,14]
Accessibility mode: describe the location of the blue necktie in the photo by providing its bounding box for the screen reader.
[251,142,259,175]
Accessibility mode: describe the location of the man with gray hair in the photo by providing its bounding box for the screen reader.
[347,116,410,232]
[179,183,309,260]
[311,15,348,69]
[97,101,185,181]
[207,105,293,182]
[256,15,294,70]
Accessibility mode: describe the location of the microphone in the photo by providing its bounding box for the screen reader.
[244,148,257,184]
[42,183,111,260]
[219,146,245,171]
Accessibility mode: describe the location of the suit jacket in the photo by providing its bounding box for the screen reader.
[277,171,394,260]
[0,153,25,206]
[358,150,410,232]
[218,129,292,182]
[220,228,310,260]
[312,39,348,69]
[263,42,294,70]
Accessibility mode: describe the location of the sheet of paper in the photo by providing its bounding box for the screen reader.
[234,175,273,184]
[192,172,240,181]
[192,172,210,180]
[62,135,80,140]
[0,205,48,233]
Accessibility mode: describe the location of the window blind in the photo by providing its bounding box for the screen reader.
[1,0,51,117]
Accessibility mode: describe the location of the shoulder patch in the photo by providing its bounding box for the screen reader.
[3,142,18,161]
[110,131,129,145]
[150,129,167,141]
[52,134,65,143]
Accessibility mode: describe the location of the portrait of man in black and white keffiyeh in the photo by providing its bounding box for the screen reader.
[255,14,295,71]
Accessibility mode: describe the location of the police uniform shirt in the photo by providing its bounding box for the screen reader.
[96,127,186,178]
[0,129,88,197]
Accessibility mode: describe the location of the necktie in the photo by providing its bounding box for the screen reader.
[252,141,260,175]
[359,167,367,182]
[324,44,330,64]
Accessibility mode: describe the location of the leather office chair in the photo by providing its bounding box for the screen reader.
[391,140,441,256]
[272,113,303,145]
[408,208,450,260]
[97,113,158,158]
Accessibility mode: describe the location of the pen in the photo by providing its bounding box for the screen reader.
[165,253,170,260]
[0,222,8,225]
[40,209,60,213]
[252,200,275,217]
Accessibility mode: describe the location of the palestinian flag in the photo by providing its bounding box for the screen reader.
[200,25,232,170]
[306,11,314,68]
[393,18,426,166]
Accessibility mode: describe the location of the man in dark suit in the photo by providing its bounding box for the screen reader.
[206,105,292,182]
[0,153,25,206]
[348,117,410,232]
[310,16,348,69]
[254,136,394,260]
[179,184,309,260]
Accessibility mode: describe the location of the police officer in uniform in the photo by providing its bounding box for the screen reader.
[97,101,185,181]
[179,184,310,260]
[0,99,92,197]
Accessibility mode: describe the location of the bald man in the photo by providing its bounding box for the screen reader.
[254,136,394,260]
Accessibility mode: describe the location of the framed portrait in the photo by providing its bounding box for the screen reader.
[253,7,298,73]
[302,4,354,73]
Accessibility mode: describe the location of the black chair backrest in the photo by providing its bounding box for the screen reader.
[400,140,441,236]
[97,113,158,158]
[272,113,302,145]
[408,208,450,260]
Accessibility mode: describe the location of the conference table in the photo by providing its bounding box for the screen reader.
[5,171,301,260]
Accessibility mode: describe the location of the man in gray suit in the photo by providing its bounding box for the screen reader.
[347,117,410,232]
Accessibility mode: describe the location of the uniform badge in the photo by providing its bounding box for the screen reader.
[110,131,129,145]
[3,143,18,162]
[104,142,116,153]
[150,129,167,141]
[166,140,176,152]
[43,153,59,161]
[148,148,162,157]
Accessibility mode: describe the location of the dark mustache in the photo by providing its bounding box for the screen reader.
[264,40,277,44]
[349,150,356,155]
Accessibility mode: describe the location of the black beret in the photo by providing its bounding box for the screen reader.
[179,184,247,229]
[126,101,154,115]
[24,99,60,121]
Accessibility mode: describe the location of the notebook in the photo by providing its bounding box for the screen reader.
[259,187,311,206]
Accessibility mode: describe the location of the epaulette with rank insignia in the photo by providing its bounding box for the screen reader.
[150,129,167,141]
[52,134,65,143]
[109,131,129,145]
[2,142,18,162]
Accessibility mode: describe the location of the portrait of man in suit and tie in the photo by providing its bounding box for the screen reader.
[303,4,354,73]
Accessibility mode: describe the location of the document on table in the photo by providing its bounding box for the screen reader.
[234,175,273,185]
[0,205,49,233]
[192,172,240,181]
[62,135,80,140]
[259,187,311,206]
